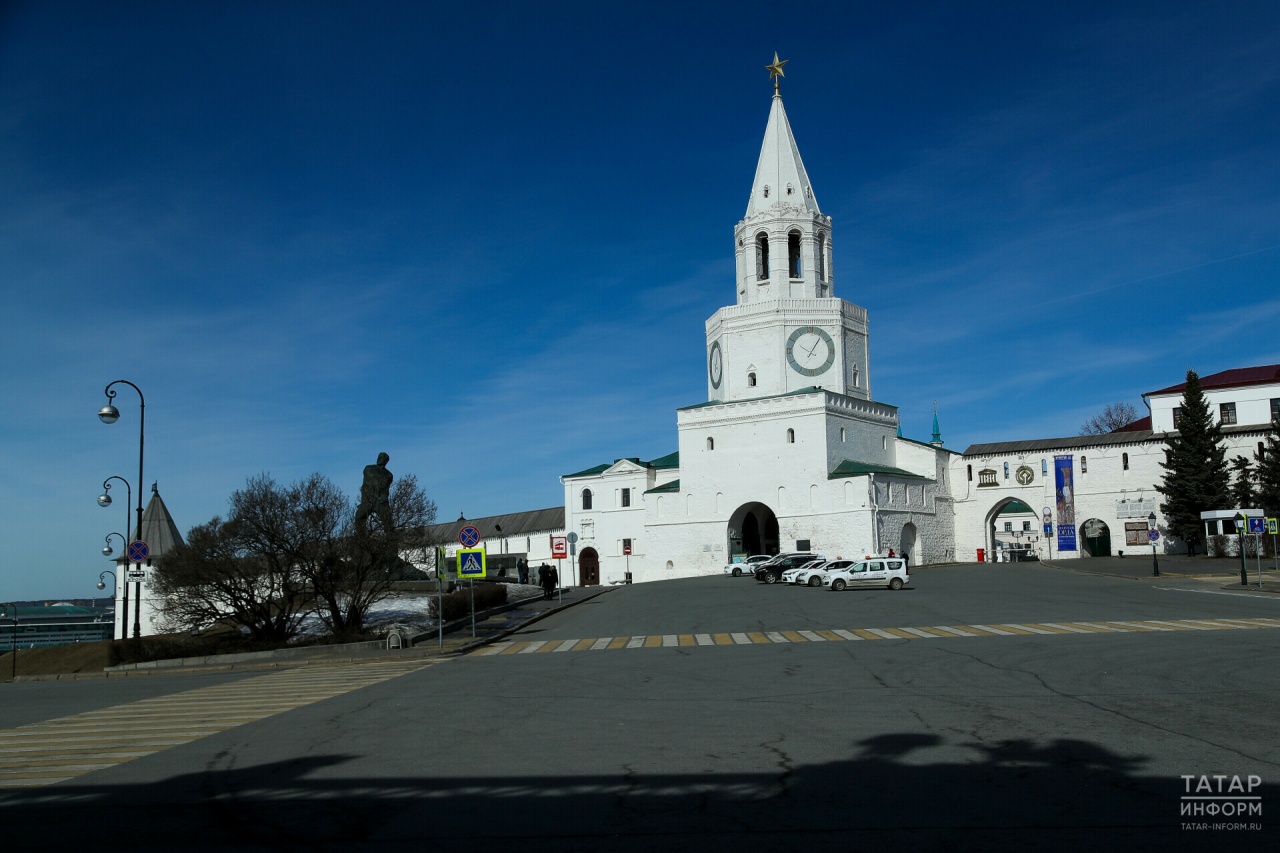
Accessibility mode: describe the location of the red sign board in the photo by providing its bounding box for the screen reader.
[551,536,568,560]
[623,544,631,555]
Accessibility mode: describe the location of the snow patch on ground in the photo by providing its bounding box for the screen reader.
[294,585,546,640]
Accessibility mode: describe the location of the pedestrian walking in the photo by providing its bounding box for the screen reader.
[517,557,528,585]
[539,563,554,600]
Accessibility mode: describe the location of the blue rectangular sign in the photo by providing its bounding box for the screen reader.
[1055,455,1077,552]
[1248,517,1266,534]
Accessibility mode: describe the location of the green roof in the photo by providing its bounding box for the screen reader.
[678,386,825,410]
[562,451,678,480]
[897,434,962,455]
[562,462,610,479]
[644,479,680,494]
[995,499,1035,515]
[648,451,679,469]
[828,460,933,481]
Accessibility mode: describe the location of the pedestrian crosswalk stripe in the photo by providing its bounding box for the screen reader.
[0,661,434,789]
[466,615,1280,659]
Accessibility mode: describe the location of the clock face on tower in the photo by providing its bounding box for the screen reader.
[786,326,835,377]
[708,340,723,389]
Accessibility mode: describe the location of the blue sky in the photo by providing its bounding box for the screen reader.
[3,1,1279,600]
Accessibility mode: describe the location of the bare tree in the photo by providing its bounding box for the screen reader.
[1080,401,1139,435]
[153,513,311,642]
[300,473,437,638]
[154,470,438,642]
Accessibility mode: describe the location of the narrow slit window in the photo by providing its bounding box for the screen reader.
[787,428,795,444]
[1081,457,1088,474]
[756,233,769,280]
[707,437,714,450]
[1122,453,1129,470]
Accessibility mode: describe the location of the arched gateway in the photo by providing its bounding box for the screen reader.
[578,547,600,585]
[727,502,780,558]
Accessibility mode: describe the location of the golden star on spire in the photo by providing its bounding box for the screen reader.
[765,52,788,93]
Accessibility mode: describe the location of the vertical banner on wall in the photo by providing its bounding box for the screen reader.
[1055,455,1077,551]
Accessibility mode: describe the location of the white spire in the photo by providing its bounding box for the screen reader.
[745,93,821,219]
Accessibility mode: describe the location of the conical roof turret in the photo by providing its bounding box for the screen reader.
[123,483,185,560]
[745,93,821,219]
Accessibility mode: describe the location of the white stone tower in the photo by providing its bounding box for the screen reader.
[705,63,871,405]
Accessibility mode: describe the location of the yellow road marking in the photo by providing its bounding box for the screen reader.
[746,632,769,644]
[571,639,594,651]
[816,630,845,641]
[678,635,696,646]
[713,633,733,645]
[781,631,807,642]
[643,636,662,648]
[607,637,628,649]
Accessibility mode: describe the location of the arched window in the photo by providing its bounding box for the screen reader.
[747,372,757,387]
[1081,456,1088,474]
[582,489,593,510]
[707,437,714,450]
[1003,462,1010,479]
[840,427,846,442]
[967,464,973,481]
[851,366,859,388]
[788,231,802,278]
[756,233,769,280]
[787,428,795,444]
[1122,453,1129,470]
[817,232,827,281]
[763,185,770,199]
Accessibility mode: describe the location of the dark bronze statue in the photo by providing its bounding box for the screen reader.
[355,452,394,535]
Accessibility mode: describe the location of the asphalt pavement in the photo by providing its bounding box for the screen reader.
[2,564,1277,851]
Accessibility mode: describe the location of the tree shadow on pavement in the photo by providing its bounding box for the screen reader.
[0,733,1270,852]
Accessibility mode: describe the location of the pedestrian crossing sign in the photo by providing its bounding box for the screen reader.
[1269,518,1278,535]
[457,548,486,578]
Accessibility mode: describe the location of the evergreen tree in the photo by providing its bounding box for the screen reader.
[1156,369,1232,547]
[1231,455,1255,510]
[1256,420,1280,517]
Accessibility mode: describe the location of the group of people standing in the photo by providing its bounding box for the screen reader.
[517,557,558,600]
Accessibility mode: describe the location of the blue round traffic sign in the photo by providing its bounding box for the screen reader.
[127,540,150,563]
[459,526,480,548]
[1147,529,1160,542]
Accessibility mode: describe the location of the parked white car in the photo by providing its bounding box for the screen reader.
[782,559,827,584]
[724,554,772,577]
[824,558,910,591]
[794,558,856,587]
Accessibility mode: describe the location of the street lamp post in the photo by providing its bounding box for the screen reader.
[1235,512,1249,587]
[99,381,145,639]
[1,603,16,681]
[100,535,127,640]
[98,476,133,640]
[1147,512,1160,577]
[96,571,118,641]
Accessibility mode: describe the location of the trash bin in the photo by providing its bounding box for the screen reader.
[977,548,985,562]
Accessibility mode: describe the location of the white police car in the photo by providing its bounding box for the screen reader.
[824,557,910,591]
